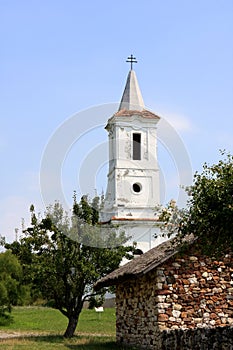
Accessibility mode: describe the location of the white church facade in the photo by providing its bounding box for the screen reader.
[100,57,166,252]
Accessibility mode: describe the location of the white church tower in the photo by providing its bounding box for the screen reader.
[100,55,163,252]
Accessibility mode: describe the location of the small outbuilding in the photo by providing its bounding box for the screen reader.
[95,236,233,349]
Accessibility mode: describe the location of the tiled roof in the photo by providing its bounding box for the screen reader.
[94,235,195,291]
[110,217,159,222]
[113,109,160,120]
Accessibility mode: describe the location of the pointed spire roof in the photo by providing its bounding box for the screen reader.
[119,69,145,111]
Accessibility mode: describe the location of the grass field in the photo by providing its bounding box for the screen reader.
[0,307,138,349]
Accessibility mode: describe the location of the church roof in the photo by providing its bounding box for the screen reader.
[94,235,195,291]
[114,109,160,120]
[118,69,145,111]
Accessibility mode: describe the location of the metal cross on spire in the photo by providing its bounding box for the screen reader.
[126,54,137,70]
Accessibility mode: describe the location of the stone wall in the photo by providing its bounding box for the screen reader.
[160,326,233,350]
[157,252,233,330]
[116,251,233,349]
[116,272,161,348]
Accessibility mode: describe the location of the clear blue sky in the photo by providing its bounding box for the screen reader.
[1,0,233,242]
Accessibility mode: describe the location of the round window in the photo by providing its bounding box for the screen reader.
[133,183,142,193]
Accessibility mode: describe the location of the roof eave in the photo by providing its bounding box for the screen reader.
[94,235,196,291]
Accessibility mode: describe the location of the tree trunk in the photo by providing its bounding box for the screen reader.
[64,314,79,338]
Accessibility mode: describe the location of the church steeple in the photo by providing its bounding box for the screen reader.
[100,57,160,225]
[100,58,163,253]
[119,55,145,111]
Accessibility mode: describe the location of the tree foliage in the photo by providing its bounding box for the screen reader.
[4,195,134,337]
[0,251,22,324]
[182,152,233,254]
[156,199,186,238]
[158,152,233,255]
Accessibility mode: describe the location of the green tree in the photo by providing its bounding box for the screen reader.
[181,152,233,254]
[158,152,233,255]
[156,199,186,238]
[5,195,134,337]
[0,251,22,324]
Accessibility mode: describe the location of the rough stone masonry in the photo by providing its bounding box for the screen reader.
[116,250,233,349]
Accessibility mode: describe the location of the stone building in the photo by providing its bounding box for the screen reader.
[95,236,233,349]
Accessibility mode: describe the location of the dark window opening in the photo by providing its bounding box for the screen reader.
[134,248,144,256]
[133,133,141,160]
[133,183,142,193]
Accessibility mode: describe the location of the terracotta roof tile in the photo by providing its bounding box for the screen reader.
[113,109,160,120]
[110,217,159,222]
